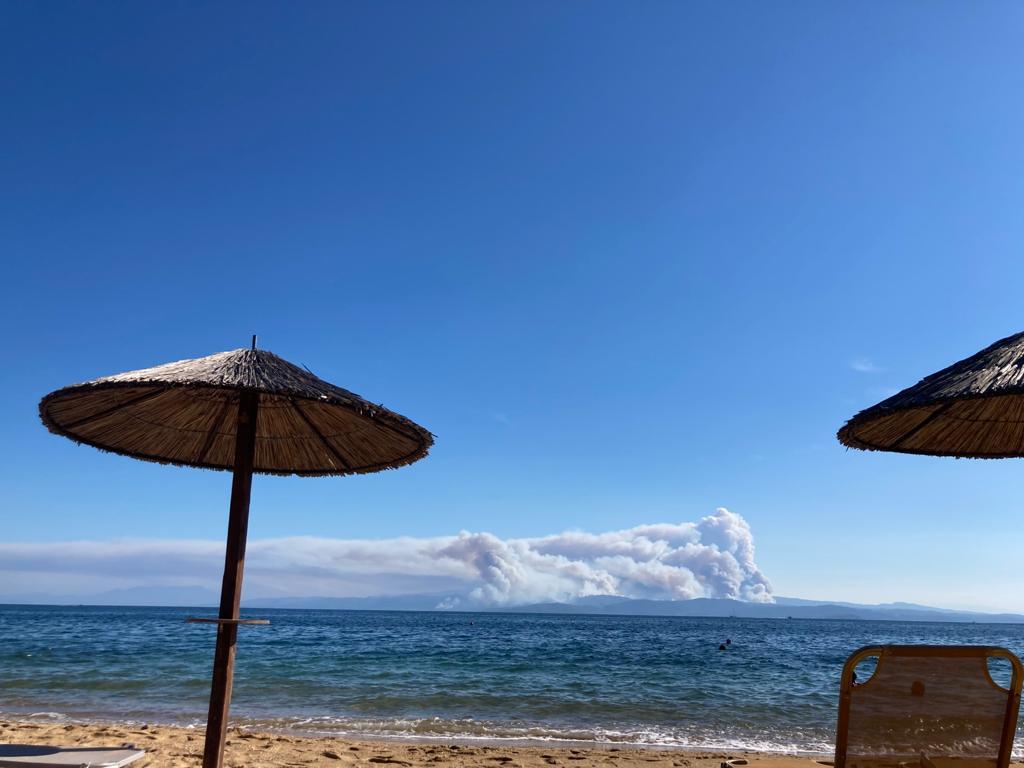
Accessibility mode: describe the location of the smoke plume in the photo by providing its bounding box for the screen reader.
[0,508,772,606]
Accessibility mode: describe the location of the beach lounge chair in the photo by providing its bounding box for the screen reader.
[0,744,145,768]
[835,645,1022,768]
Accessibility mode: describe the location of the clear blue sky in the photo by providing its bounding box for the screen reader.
[3,2,1024,611]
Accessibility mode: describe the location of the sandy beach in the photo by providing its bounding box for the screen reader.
[0,720,831,768]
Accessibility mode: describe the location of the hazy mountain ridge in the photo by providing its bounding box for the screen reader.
[4,589,1021,623]
[498,595,1024,623]
[239,594,1024,623]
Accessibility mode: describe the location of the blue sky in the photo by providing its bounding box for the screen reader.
[3,2,1024,611]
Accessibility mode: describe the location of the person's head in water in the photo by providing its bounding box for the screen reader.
[718,643,727,650]
[726,639,732,645]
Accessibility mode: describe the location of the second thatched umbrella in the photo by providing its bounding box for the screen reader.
[38,339,433,768]
[838,331,1024,458]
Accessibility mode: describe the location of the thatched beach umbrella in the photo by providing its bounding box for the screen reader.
[838,331,1024,457]
[38,339,432,768]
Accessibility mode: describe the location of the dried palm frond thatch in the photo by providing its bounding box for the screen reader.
[39,347,433,476]
[39,342,434,768]
[838,331,1024,458]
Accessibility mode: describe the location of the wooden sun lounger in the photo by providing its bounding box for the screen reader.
[835,645,1023,768]
[0,744,145,768]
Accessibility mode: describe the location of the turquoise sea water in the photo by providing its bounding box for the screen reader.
[1,605,1022,753]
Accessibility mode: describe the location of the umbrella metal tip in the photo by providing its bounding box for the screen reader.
[251,334,257,350]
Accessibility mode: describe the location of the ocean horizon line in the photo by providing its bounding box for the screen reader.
[2,599,1023,625]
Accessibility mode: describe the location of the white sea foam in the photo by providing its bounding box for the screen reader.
[2,709,1021,758]
[25,711,69,721]
[244,715,835,754]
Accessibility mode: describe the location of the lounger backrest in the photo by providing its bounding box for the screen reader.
[836,645,1022,768]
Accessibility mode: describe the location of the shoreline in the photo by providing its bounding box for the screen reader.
[0,719,833,768]
[0,711,836,756]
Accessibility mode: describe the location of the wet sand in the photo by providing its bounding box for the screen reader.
[0,720,831,768]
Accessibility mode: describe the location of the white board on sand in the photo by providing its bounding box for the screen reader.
[0,745,145,767]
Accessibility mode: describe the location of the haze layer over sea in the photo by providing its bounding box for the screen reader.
[2,605,1023,754]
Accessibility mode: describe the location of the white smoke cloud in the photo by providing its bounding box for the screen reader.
[0,508,772,606]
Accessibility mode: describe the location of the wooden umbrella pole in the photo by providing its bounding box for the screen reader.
[202,390,260,768]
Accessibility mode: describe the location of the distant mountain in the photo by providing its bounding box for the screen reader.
[0,585,220,607]
[94,585,220,607]
[244,594,452,611]
[772,596,946,611]
[500,596,1024,623]
[4,589,1022,623]
[247,593,1024,623]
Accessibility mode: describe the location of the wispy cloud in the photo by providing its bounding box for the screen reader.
[0,509,773,606]
[849,357,880,373]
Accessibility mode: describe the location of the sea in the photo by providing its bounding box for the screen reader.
[1,605,1022,754]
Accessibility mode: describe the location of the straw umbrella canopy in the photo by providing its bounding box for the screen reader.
[838,331,1024,458]
[38,340,433,768]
